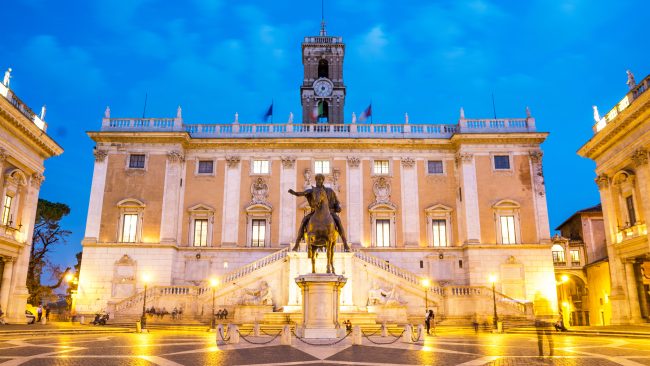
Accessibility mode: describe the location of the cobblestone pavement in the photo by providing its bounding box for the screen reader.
[0,329,649,365]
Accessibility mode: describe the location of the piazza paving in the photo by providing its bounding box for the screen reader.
[0,329,649,365]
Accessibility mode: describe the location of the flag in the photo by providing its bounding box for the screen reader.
[311,102,323,121]
[262,102,273,121]
[359,104,372,122]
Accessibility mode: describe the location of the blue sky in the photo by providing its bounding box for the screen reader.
[2,1,648,270]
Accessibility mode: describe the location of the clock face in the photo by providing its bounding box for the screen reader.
[313,78,333,97]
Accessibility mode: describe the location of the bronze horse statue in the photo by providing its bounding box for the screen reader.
[305,186,338,274]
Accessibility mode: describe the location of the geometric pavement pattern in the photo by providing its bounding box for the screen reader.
[1,330,650,365]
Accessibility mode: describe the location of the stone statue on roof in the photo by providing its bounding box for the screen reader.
[627,70,636,90]
[3,68,11,87]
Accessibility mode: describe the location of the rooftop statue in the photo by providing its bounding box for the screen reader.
[3,68,11,87]
[627,70,636,90]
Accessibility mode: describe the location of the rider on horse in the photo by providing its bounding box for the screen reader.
[289,173,350,252]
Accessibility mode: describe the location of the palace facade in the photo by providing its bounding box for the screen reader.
[578,72,650,324]
[75,26,557,323]
[0,71,63,323]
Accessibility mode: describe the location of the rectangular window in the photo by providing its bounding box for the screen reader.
[552,250,565,264]
[374,160,389,175]
[198,160,214,174]
[376,219,391,247]
[570,250,580,265]
[431,219,448,247]
[427,160,444,174]
[121,214,138,243]
[499,215,516,244]
[626,196,636,225]
[193,219,208,247]
[129,154,146,169]
[494,155,510,170]
[314,160,330,174]
[252,160,269,174]
[1,195,12,225]
[251,219,266,247]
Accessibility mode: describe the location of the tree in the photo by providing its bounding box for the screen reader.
[28,199,72,305]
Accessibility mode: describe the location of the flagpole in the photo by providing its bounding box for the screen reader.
[271,99,274,124]
[370,100,373,124]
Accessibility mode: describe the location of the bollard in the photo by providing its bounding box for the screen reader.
[352,325,362,345]
[216,324,226,345]
[402,324,413,343]
[415,324,424,342]
[79,315,85,325]
[253,323,260,337]
[136,320,142,333]
[41,317,47,325]
[228,324,240,344]
[281,324,292,345]
[381,322,388,337]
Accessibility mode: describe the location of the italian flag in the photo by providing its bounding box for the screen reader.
[312,102,323,121]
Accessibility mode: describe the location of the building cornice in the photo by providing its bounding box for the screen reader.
[0,98,63,158]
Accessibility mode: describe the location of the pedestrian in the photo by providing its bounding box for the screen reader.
[0,305,5,325]
[472,314,479,334]
[222,309,228,320]
[36,305,43,323]
[45,305,51,321]
[216,309,223,320]
[425,309,434,335]
[535,317,554,357]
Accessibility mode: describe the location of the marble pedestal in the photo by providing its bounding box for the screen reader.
[233,305,273,323]
[295,273,347,339]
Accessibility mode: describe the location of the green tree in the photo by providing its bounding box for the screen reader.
[28,199,71,305]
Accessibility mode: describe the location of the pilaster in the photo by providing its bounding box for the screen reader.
[631,148,650,227]
[0,257,14,314]
[279,157,297,246]
[529,151,551,243]
[222,156,242,246]
[400,157,419,246]
[456,152,481,243]
[83,149,109,242]
[346,157,362,246]
[159,151,184,244]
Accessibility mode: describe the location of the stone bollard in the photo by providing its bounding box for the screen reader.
[228,324,240,344]
[253,323,260,337]
[79,315,85,325]
[216,324,226,345]
[402,324,413,343]
[381,323,388,337]
[281,325,292,345]
[352,325,362,345]
[415,324,424,342]
[41,317,47,325]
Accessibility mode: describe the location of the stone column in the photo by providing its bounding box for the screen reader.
[596,174,631,324]
[631,148,650,226]
[400,158,420,246]
[221,156,241,246]
[0,148,7,192]
[633,261,649,320]
[456,153,481,244]
[83,149,108,243]
[159,151,185,244]
[529,152,551,243]
[279,157,297,246]
[346,157,362,246]
[624,261,643,323]
[0,257,14,312]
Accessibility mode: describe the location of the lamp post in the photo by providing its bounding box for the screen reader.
[65,274,78,319]
[421,278,431,311]
[489,274,498,331]
[209,278,219,330]
[141,273,150,331]
[559,275,569,325]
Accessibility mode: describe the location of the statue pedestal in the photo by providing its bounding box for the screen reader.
[234,305,274,323]
[367,304,408,324]
[295,273,347,339]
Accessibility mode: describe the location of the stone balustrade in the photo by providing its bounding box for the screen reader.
[222,247,289,284]
[593,74,650,133]
[0,82,47,131]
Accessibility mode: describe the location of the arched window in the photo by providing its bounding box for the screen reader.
[318,101,329,123]
[492,199,521,244]
[117,199,145,243]
[551,244,566,265]
[318,59,329,78]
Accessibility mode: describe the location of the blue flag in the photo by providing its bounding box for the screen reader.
[263,102,273,122]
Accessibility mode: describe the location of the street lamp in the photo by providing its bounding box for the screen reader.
[141,273,150,331]
[209,277,219,330]
[65,274,78,318]
[421,278,431,311]
[489,274,498,331]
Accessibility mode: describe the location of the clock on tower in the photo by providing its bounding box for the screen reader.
[301,22,346,124]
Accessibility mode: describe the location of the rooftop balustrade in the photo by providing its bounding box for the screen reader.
[100,115,536,139]
[0,82,47,131]
[593,74,650,133]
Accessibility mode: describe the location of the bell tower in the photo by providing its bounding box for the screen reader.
[301,21,346,124]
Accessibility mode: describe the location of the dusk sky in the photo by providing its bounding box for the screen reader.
[2,1,648,271]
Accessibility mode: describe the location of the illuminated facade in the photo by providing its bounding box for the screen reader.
[76,26,558,322]
[0,71,63,323]
[578,73,650,324]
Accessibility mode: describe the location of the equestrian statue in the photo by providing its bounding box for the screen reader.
[289,173,349,274]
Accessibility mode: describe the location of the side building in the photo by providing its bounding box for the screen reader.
[578,72,650,324]
[0,70,63,323]
[76,26,558,323]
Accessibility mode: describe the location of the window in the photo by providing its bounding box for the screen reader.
[252,160,270,175]
[570,250,580,265]
[198,160,214,174]
[129,154,146,169]
[427,160,443,174]
[318,59,329,78]
[376,219,391,247]
[374,160,389,175]
[251,219,266,247]
[500,215,516,244]
[431,219,448,247]
[494,155,510,170]
[121,214,138,243]
[193,219,208,247]
[1,195,12,226]
[314,160,330,174]
[552,244,566,265]
[625,196,636,225]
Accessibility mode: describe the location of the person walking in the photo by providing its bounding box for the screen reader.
[425,310,435,335]
[45,305,51,321]
[36,305,43,323]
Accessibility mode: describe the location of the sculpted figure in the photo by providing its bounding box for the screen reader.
[240,281,273,306]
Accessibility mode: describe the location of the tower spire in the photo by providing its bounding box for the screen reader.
[320,0,327,36]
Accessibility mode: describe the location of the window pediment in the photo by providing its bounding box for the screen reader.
[4,169,27,186]
[369,202,397,213]
[188,203,215,213]
[245,202,273,213]
[117,198,145,208]
[424,204,453,214]
[493,199,520,209]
